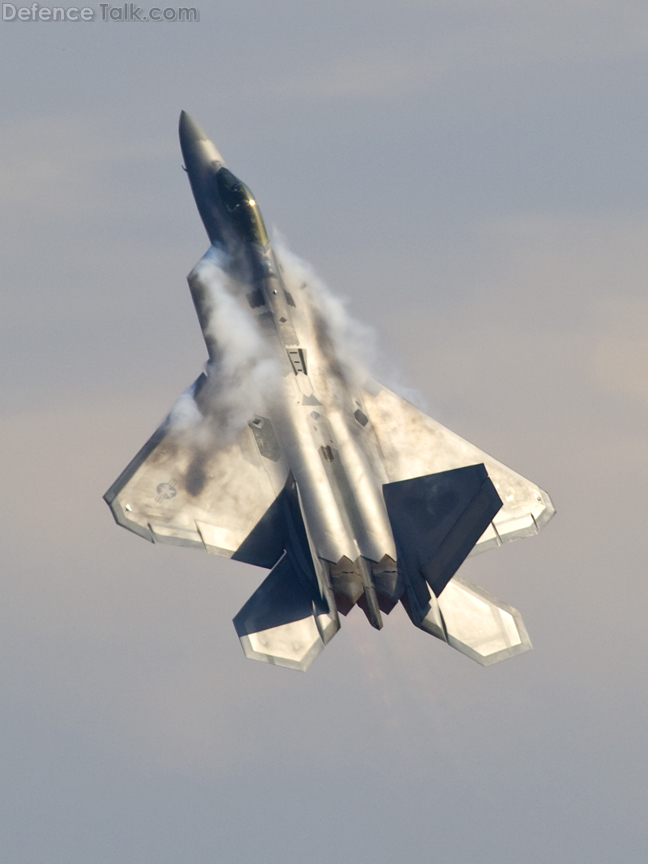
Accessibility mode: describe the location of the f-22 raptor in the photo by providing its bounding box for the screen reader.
[104,112,555,671]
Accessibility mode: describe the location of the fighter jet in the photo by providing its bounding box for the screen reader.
[104,112,555,671]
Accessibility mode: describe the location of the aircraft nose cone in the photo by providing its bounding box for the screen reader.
[179,111,226,167]
[179,110,209,144]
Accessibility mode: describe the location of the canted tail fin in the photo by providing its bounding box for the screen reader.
[385,464,502,597]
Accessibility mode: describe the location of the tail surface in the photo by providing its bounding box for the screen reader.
[232,464,531,670]
[232,478,339,671]
[234,552,336,671]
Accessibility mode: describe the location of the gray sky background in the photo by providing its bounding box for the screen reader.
[1,2,648,861]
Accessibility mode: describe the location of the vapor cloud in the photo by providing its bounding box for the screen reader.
[275,236,377,390]
[168,245,281,445]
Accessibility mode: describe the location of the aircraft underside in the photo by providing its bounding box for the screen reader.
[104,112,554,672]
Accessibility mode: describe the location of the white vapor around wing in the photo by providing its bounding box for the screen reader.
[168,245,281,444]
[275,236,428,409]
[168,238,423,453]
[274,236,378,390]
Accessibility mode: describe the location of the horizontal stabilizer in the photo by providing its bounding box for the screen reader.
[438,577,532,665]
[384,464,502,597]
[233,553,337,671]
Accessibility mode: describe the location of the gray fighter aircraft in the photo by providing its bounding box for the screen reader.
[104,112,555,671]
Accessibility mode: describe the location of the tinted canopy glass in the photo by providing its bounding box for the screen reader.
[215,168,269,247]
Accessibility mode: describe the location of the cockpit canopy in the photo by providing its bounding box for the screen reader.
[215,168,269,247]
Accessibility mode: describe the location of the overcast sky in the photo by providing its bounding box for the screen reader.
[2,2,648,862]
